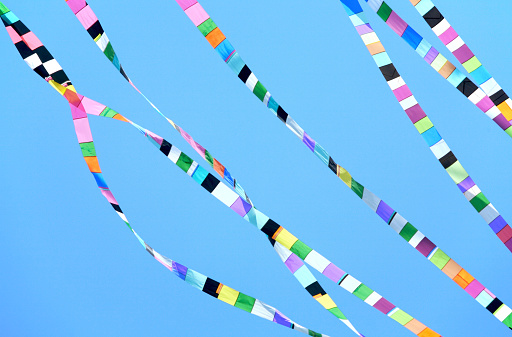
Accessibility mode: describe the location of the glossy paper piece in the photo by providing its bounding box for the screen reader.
[64,0,254,206]
[0,4,331,336]
[64,1,364,333]
[3,3,442,335]
[345,0,512,254]
[171,0,512,331]
[364,0,512,136]
[410,0,512,129]
[337,0,512,328]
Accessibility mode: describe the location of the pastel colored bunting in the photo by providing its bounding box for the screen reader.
[365,0,512,136]
[170,0,512,331]
[410,0,512,129]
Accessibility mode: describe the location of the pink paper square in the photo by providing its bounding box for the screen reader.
[476,96,493,113]
[21,31,43,50]
[176,0,198,10]
[73,117,94,143]
[465,280,485,298]
[184,3,209,27]
[393,85,412,101]
[101,189,118,204]
[76,5,98,29]
[439,26,458,45]
[70,103,87,119]
[81,96,106,116]
[66,0,87,14]
[6,26,22,44]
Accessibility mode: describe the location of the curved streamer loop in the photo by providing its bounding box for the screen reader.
[1,4,445,335]
[64,0,253,206]
[168,0,512,330]
[63,1,366,333]
[342,0,512,253]
[410,0,512,127]
[363,0,512,136]
[0,4,335,336]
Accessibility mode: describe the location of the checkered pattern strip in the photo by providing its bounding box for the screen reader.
[411,0,512,128]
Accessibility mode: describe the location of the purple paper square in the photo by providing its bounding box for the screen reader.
[387,12,408,36]
[273,310,292,327]
[376,201,394,223]
[322,263,346,283]
[453,44,474,64]
[505,238,512,252]
[285,254,304,274]
[405,104,427,124]
[302,132,315,152]
[424,47,439,64]
[489,216,507,234]
[172,261,188,280]
[457,176,475,193]
[230,197,252,217]
[356,23,373,35]
[416,237,436,257]
[493,114,511,131]
[374,298,395,314]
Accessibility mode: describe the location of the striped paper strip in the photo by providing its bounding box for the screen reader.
[364,0,512,136]
[345,0,512,253]
[64,0,254,206]
[337,0,512,329]
[410,0,512,127]
[63,1,368,333]
[172,0,511,331]
[0,4,332,336]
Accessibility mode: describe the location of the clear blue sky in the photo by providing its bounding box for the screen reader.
[1,1,511,336]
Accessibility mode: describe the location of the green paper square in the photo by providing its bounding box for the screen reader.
[0,4,9,15]
[505,126,512,137]
[414,117,434,134]
[430,249,450,270]
[290,240,313,260]
[502,312,512,328]
[463,56,482,74]
[100,107,118,118]
[445,161,468,184]
[176,153,193,172]
[80,142,96,157]
[253,81,267,102]
[205,150,214,166]
[351,179,364,199]
[399,223,417,242]
[470,192,490,212]
[103,42,116,62]
[390,309,413,325]
[353,284,373,301]
[377,2,392,21]
[327,307,346,320]
[197,18,217,37]
[234,293,255,313]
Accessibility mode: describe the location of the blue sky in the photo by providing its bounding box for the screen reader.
[1,0,512,336]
